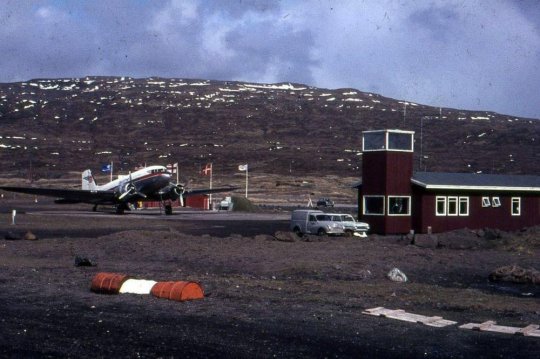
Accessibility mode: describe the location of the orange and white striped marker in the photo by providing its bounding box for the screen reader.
[90,272,204,302]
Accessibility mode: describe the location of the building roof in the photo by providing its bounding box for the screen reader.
[411,171,540,192]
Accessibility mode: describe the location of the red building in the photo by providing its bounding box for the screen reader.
[357,129,540,234]
[142,194,210,210]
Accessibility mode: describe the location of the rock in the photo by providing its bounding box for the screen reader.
[74,256,95,267]
[255,234,274,241]
[483,228,502,240]
[404,232,415,244]
[489,265,540,284]
[437,228,484,249]
[387,268,408,282]
[23,231,38,240]
[273,231,297,242]
[4,232,21,240]
[356,269,372,280]
[413,234,438,248]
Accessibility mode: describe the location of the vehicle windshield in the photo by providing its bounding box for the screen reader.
[341,215,355,222]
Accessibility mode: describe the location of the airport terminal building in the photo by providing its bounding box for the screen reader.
[356,129,540,235]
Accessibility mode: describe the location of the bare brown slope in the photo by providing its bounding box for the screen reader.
[0,77,538,181]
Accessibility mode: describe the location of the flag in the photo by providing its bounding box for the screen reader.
[166,162,178,174]
[238,164,248,171]
[101,164,111,173]
[202,163,212,176]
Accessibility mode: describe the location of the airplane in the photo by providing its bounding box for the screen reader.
[0,165,238,215]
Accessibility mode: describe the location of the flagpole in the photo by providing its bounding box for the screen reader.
[209,163,213,209]
[238,164,249,198]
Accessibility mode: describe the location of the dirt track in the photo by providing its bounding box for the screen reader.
[0,200,539,358]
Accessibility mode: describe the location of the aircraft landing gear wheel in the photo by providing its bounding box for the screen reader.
[92,204,98,212]
[165,204,173,215]
[115,205,126,215]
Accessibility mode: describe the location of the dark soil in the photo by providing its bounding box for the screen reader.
[0,200,539,358]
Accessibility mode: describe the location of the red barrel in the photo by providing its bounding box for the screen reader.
[150,281,204,301]
[91,272,130,294]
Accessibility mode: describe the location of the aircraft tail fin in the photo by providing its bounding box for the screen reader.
[82,169,97,190]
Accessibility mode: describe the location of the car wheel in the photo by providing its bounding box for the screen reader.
[317,228,326,236]
[293,227,303,237]
[344,230,353,237]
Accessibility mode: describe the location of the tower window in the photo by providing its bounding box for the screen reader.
[363,196,385,215]
[482,197,491,207]
[388,132,413,151]
[362,130,414,152]
[362,132,386,151]
[492,197,501,207]
[388,196,410,216]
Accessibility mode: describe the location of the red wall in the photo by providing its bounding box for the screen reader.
[413,187,540,233]
[360,151,414,234]
[143,195,209,210]
[362,151,413,195]
[186,195,209,210]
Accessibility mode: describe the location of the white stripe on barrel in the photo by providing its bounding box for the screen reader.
[119,279,157,295]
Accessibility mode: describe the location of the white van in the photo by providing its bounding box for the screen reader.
[290,209,345,236]
[327,213,370,237]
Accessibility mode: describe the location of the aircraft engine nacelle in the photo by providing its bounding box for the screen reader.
[117,181,138,201]
[160,183,185,206]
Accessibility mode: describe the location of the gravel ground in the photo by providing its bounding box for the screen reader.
[0,199,539,358]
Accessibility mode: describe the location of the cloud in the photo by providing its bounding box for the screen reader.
[0,0,539,118]
[304,0,540,117]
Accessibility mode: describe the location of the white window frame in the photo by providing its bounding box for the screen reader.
[387,196,411,216]
[492,197,501,207]
[435,196,446,216]
[511,197,521,216]
[363,195,385,216]
[482,197,491,207]
[458,197,469,216]
[447,196,458,216]
[362,130,414,152]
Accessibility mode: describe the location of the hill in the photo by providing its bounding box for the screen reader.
[0,77,538,183]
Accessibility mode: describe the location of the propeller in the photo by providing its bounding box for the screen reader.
[172,183,185,207]
[118,172,147,201]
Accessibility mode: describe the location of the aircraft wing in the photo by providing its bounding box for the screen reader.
[183,186,240,197]
[0,186,117,204]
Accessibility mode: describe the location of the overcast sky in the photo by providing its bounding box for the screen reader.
[1,0,539,119]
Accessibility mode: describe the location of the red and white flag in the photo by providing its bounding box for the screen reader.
[167,163,178,174]
[202,163,212,176]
